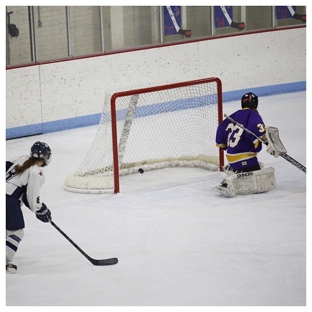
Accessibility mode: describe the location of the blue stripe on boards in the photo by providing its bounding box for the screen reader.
[6,81,306,139]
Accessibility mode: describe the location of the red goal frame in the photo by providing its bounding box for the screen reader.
[110,77,224,193]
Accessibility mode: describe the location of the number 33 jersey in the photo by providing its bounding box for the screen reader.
[215,108,266,171]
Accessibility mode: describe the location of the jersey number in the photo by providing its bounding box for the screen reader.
[226,124,244,147]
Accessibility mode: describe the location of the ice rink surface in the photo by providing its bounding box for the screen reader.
[5,92,307,307]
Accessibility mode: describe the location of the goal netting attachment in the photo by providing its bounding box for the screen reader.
[64,77,223,193]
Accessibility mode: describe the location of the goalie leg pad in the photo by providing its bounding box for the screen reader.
[215,167,276,197]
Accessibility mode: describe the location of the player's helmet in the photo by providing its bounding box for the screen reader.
[30,141,52,167]
[241,92,258,110]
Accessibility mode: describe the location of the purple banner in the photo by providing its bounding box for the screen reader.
[164,6,182,36]
[276,6,296,19]
[214,6,232,28]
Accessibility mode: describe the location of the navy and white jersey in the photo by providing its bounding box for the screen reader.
[6,155,45,212]
[216,108,266,171]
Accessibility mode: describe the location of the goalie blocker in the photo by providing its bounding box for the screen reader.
[214,167,276,197]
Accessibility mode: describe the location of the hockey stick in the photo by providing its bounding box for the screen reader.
[287,6,306,22]
[166,6,191,37]
[224,114,306,173]
[51,220,118,266]
[220,6,245,30]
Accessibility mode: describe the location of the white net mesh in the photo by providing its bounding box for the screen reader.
[65,78,222,193]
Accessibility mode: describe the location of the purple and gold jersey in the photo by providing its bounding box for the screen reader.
[216,108,266,171]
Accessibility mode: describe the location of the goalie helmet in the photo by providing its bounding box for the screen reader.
[30,141,52,167]
[241,92,258,110]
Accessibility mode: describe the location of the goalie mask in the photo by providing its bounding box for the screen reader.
[30,141,52,167]
[241,92,258,110]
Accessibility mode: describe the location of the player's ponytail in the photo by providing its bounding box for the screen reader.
[14,157,37,174]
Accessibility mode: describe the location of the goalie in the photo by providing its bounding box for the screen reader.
[214,92,279,197]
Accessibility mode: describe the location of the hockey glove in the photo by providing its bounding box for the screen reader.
[265,126,287,158]
[223,164,236,176]
[36,203,52,223]
[266,144,280,158]
[263,134,279,157]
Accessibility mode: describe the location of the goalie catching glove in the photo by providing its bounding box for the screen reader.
[265,126,287,158]
[36,203,52,223]
[266,143,279,158]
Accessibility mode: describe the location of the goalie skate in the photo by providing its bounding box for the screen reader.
[214,184,233,197]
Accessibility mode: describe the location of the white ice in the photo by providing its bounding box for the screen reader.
[4,92,307,307]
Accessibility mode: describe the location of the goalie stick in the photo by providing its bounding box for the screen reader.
[51,221,118,266]
[166,6,191,37]
[224,114,306,173]
[287,6,306,23]
[220,6,245,30]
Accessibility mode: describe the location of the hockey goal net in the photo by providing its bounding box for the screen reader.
[65,77,223,193]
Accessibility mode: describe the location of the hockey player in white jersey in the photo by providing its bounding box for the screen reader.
[6,141,52,273]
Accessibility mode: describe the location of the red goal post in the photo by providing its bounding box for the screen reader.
[65,77,224,194]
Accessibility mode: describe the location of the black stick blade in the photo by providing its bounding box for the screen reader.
[178,28,192,37]
[91,257,118,266]
[293,13,306,22]
[231,21,245,30]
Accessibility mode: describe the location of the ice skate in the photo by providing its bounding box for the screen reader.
[6,263,17,274]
